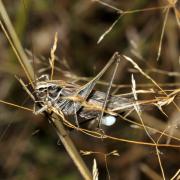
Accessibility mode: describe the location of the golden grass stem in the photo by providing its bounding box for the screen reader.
[0,100,33,112]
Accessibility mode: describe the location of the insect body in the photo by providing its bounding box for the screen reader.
[33,53,140,128]
[34,77,133,127]
[34,53,120,127]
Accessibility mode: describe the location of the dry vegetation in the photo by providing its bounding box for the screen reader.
[0,0,180,180]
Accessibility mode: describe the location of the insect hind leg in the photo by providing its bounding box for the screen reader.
[76,52,120,100]
[63,52,120,117]
[97,54,121,129]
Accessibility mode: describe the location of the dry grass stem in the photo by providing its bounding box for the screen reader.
[92,159,99,180]
[49,32,58,80]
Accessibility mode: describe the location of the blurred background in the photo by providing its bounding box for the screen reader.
[0,0,179,179]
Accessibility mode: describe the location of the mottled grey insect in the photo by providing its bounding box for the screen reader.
[34,53,134,128]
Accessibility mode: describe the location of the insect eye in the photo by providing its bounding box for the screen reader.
[36,87,47,95]
[38,88,44,91]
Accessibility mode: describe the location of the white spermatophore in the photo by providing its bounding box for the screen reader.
[101,115,116,126]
